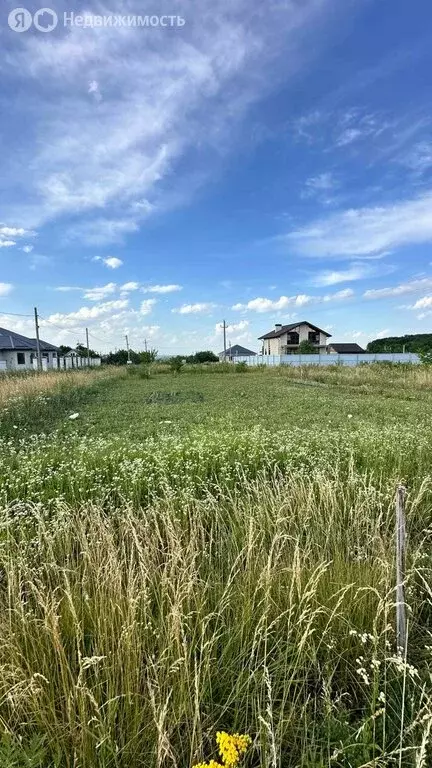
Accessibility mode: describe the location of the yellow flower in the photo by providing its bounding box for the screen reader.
[193,762,225,768]
[193,731,251,768]
[216,732,251,767]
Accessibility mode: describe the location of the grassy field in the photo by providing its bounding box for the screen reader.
[0,364,431,767]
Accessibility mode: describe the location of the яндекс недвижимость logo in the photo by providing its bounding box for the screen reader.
[8,7,58,32]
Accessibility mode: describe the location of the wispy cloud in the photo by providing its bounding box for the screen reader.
[397,141,432,175]
[0,283,13,297]
[54,286,82,293]
[285,191,432,258]
[83,283,117,302]
[172,302,216,315]
[311,262,394,286]
[364,277,432,299]
[140,299,157,315]
[142,284,182,294]
[302,172,337,195]
[1,0,339,241]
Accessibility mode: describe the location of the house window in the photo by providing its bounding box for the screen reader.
[288,332,299,344]
[17,352,25,365]
[308,331,319,343]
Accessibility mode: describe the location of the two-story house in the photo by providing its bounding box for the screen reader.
[258,321,331,355]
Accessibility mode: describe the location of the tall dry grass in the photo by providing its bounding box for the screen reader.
[0,367,119,408]
[0,471,431,767]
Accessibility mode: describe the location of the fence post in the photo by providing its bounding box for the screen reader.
[395,484,407,655]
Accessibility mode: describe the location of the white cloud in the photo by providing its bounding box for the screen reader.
[412,296,432,309]
[285,192,432,258]
[0,226,26,237]
[95,256,123,269]
[88,80,102,102]
[0,225,33,249]
[54,286,82,292]
[43,299,129,327]
[104,257,123,269]
[0,283,13,297]
[364,277,432,299]
[140,299,157,315]
[232,289,353,313]
[215,320,249,335]
[172,302,216,315]
[120,281,140,293]
[142,284,182,294]
[22,245,34,253]
[83,282,117,301]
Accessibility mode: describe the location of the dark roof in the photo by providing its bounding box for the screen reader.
[0,327,59,352]
[259,321,332,340]
[219,344,257,356]
[329,343,365,353]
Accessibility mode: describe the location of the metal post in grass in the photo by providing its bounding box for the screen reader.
[395,484,407,655]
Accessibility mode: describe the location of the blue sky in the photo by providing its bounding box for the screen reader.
[1,0,432,353]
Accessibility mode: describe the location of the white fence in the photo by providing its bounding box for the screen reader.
[61,356,102,369]
[235,352,421,367]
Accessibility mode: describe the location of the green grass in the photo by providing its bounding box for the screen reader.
[0,365,431,767]
[48,365,432,440]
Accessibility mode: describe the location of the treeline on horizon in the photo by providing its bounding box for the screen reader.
[367,333,432,353]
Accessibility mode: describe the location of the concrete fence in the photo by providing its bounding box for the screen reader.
[235,352,421,367]
[60,356,102,369]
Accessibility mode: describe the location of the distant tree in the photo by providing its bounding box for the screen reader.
[418,349,432,365]
[186,350,219,364]
[59,345,72,355]
[105,349,141,366]
[168,355,184,373]
[367,334,432,353]
[75,343,100,358]
[298,340,317,354]
[140,348,158,364]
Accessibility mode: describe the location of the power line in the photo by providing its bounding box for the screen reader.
[0,311,33,318]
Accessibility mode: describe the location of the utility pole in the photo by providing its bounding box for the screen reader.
[34,306,42,372]
[144,338,148,352]
[222,320,227,361]
[125,334,131,364]
[86,327,90,367]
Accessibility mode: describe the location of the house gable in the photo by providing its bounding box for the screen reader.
[258,321,331,340]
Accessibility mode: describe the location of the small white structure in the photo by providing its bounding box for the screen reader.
[0,327,60,371]
[218,344,257,362]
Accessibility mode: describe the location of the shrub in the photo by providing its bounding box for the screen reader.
[168,356,184,373]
